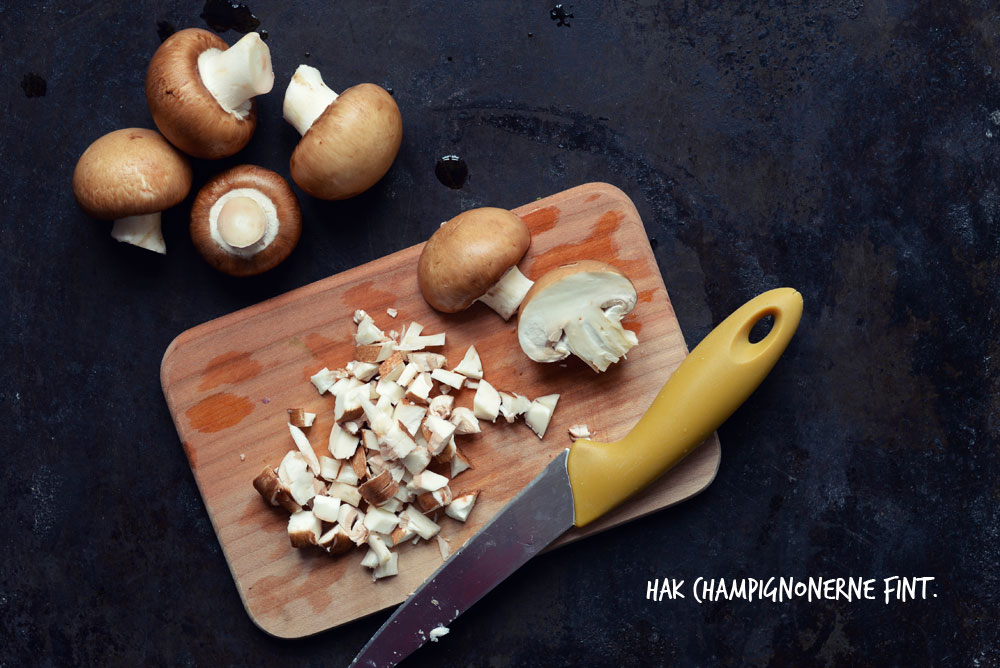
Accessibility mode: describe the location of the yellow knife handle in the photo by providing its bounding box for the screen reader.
[567,287,803,527]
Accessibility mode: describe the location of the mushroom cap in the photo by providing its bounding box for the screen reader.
[190,164,301,276]
[146,28,256,159]
[417,207,531,313]
[72,128,192,220]
[289,83,402,200]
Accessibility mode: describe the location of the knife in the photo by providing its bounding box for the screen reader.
[350,287,803,667]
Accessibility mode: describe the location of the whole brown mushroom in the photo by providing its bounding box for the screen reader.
[72,128,192,254]
[417,207,534,320]
[190,165,301,276]
[146,28,273,159]
[282,65,402,199]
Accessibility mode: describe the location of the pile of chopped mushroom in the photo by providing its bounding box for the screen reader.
[253,310,560,580]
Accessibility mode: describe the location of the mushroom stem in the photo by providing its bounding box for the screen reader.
[111,212,166,254]
[283,64,339,136]
[560,305,639,372]
[476,265,534,320]
[197,32,274,118]
[217,196,267,248]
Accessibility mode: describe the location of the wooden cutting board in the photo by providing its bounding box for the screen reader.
[161,182,721,638]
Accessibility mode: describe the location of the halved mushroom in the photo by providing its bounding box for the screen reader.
[518,260,639,372]
[146,29,273,158]
[72,128,192,254]
[190,165,301,276]
[417,208,534,320]
[283,64,402,199]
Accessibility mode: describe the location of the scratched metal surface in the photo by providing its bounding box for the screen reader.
[1,1,997,666]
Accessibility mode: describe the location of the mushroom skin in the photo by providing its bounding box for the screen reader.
[517,260,639,372]
[146,29,272,159]
[284,65,402,199]
[72,128,192,254]
[417,207,533,319]
[190,165,301,276]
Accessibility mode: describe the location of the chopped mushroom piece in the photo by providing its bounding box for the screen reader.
[319,525,354,555]
[319,456,341,481]
[568,424,592,439]
[445,490,480,522]
[252,467,301,513]
[428,394,454,419]
[310,367,341,394]
[405,373,434,405]
[288,424,321,475]
[417,207,533,320]
[328,423,360,459]
[378,352,406,382]
[348,360,380,382]
[402,446,432,475]
[499,392,531,423]
[417,486,453,513]
[436,535,451,560]
[288,510,322,547]
[359,470,399,507]
[393,401,427,436]
[406,352,447,372]
[429,626,450,642]
[326,481,362,507]
[372,551,399,580]
[525,394,560,439]
[449,407,481,435]
[453,345,483,379]
[399,506,440,540]
[518,260,639,372]
[287,408,316,428]
[356,340,394,363]
[364,509,400,536]
[409,470,449,494]
[430,368,465,390]
[312,495,342,522]
[421,415,457,456]
[473,379,502,422]
[449,447,474,477]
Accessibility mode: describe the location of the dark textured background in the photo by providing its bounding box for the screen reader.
[2,1,998,666]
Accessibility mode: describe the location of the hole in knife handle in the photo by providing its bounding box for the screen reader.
[748,314,774,343]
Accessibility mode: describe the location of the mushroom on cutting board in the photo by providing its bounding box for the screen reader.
[189,165,301,276]
[283,64,402,199]
[518,260,639,372]
[72,128,192,254]
[146,28,273,159]
[417,207,534,320]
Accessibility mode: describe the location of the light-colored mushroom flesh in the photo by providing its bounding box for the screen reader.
[197,32,274,118]
[283,64,339,135]
[216,196,267,248]
[518,261,639,372]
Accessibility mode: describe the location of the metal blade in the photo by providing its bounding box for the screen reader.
[350,449,575,668]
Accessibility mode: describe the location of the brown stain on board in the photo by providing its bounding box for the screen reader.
[302,332,348,381]
[584,193,602,202]
[198,351,262,390]
[521,206,560,234]
[186,393,255,433]
[525,210,651,282]
[342,280,399,311]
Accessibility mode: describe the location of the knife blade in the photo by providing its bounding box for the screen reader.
[350,287,803,668]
